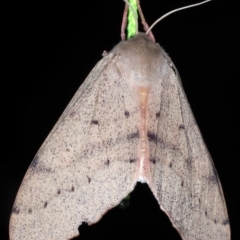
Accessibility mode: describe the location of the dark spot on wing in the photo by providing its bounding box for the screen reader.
[87,176,91,183]
[127,131,139,140]
[12,206,20,214]
[124,110,130,118]
[205,211,208,217]
[147,131,158,143]
[30,155,39,169]
[214,219,217,224]
[209,175,218,184]
[29,156,52,173]
[71,186,74,192]
[57,189,61,195]
[70,111,76,118]
[150,158,156,164]
[44,202,48,208]
[222,219,229,225]
[181,181,184,187]
[91,120,99,125]
[186,158,192,166]
[198,198,201,204]
[104,159,110,166]
[156,112,160,118]
[28,208,32,214]
[129,159,136,163]
[179,125,185,129]
[169,162,172,168]
[167,144,178,151]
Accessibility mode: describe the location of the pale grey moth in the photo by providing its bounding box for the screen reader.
[9,1,230,240]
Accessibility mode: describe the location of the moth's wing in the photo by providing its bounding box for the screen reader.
[147,61,230,240]
[10,53,140,240]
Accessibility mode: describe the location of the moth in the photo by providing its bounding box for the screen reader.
[9,1,230,240]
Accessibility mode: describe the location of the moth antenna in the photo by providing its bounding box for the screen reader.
[146,0,212,34]
[136,0,155,42]
[123,0,138,38]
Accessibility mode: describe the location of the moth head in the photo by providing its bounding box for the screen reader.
[110,33,167,89]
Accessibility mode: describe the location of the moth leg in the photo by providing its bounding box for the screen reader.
[137,0,155,42]
[121,3,128,40]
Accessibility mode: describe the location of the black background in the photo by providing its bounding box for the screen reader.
[2,0,239,239]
